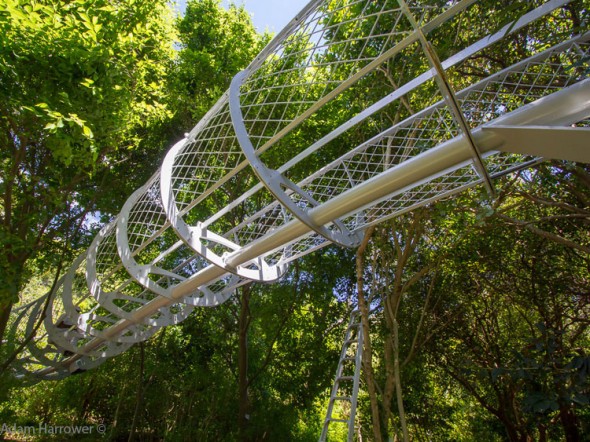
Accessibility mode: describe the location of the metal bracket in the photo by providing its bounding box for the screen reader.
[160,137,289,283]
[229,70,362,248]
[397,0,495,197]
[483,126,590,163]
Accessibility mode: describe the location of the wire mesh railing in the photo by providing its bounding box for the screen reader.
[7,0,589,380]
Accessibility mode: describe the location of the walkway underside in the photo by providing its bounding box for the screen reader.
[8,0,590,380]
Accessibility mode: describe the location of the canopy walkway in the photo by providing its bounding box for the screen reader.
[7,0,590,380]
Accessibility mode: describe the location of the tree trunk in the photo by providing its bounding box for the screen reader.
[559,403,580,442]
[382,328,395,433]
[356,228,383,442]
[128,343,145,442]
[358,291,382,442]
[0,301,13,349]
[78,374,97,423]
[499,410,524,442]
[393,318,409,442]
[382,291,398,436]
[0,247,27,351]
[538,423,547,442]
[503,423,520,442]
[109,381,127,441]
[238,285,252,442]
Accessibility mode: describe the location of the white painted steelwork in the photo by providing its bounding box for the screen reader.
[7,0,590,380]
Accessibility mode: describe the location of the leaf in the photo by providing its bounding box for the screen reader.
[82,125,93,138]
[571,394,589,406]
[491,367,505,382]
[523,391,559,414]
[80,78,95,88]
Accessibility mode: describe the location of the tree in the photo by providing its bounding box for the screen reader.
[1,1,589,440]
[170,0,269,132]
[0,0,176,347]
[432,170,590,441]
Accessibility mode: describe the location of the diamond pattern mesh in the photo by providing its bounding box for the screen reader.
[14,0,589,378]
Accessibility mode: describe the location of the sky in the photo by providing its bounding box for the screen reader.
[175,0,311,33]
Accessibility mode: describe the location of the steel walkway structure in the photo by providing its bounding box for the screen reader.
[7,0,590,381]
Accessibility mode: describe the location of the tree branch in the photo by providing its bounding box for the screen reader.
[496,213,590,254]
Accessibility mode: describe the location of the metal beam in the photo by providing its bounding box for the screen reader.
[483,126,590,163]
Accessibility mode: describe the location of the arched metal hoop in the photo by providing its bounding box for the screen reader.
[115,195,186,299]
[88,219,195,330]
[229,70,362,249]
[160,138,289,283]
[9,297,71,380]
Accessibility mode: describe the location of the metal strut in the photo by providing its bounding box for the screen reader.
[320,310,364,442]
[397,0,496,197]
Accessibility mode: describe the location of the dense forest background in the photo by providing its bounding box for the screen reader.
[0,0,589,441]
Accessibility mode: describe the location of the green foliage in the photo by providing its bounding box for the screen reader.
[170,0,269,129]
[0,0,175,170]
[1,1,589,441]
[0,0,176,306]
[421,167,590,441]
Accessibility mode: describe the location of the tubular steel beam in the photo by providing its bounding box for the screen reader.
[483,126,590,163]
